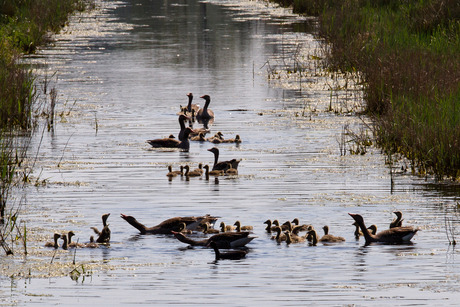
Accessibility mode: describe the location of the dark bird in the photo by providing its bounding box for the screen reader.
[210,241,247,260]
[207,147,241,172]
[171,230,255,248]
[349,213,419,245]
[196,95,215,120]
[91,213,111,243]
[44,233,61,249]
[120,214,218,235]
[389,211,404,228]
[319,225,345,242]
[147,127,193,151]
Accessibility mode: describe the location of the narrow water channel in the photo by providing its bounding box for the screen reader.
[2,0,460,305]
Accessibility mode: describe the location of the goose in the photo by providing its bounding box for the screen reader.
[270,226,287,243]
[85,236,99,248]
[207,147,241,171]
[60,234,68,250]
[185,93,200,114]
[200,222,220,234]
[353,222,377,238]
[203,164,224,178]
[171,230,255,249]
[196,95,215,120]
[120,214,219,235]
[210,241,247,260]
[44,233,61,249]
[67,231,85,248]
[177,114,189,141]
[220,222,236,232]
[234,221,253,232]
[190,132,207,142]
[285,231,306,244]
[390,211,404,228]
[319,225,345,242]
[91,213,111,243]
[349,213,419,245]
[147,127,193,152]
[184,165,202,177]
[166,165,183,177]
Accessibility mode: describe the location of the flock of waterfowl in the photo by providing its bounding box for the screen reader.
[43,93,419,260]
[45,210,419,261]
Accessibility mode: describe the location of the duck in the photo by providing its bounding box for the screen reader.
[207,147,241,172]
[203,165,224,178]
[200,222,220,234]
[270,226,287,243]
[67,231,85,248]
[147,127,193,152]
[353,222,377,238]
[184,165,202,177]
[319,225,346,242]
[349,213,419,245]
[120,214,219,235]
[285,231,306,244]
[210,241,247,260]
[390,211,404,228]
[220,222,236,232]
[196,94,215,120]
[171,230,255,249]
[166,165,183,177]
[85,236,99,248]
[44,233,61,249]
[91,213,111,244]
[234,221,253,232]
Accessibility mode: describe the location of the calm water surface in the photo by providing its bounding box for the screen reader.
[2,0,460,305]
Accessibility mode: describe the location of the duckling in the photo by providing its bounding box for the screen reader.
[270,226,287,243]
[225,163,238,175]
[263,219,278,233]
[220,222,236,232]
[177,222,193,234]
[353,222,378,238]
[210,241,247,260]
[285,231,306,244]
[389,211,404,228]
[193,163,204,176]
[67,231,85,248]
[60,234,68,250]
[166,165,183,177]
[307,229,319,246]
[184,165,202,177]
[201,222,220,234]
[44,233,61,249]
[233,220,253,232]
[319,225,345,242]
[85,236,99,248]
[207,132,224,143]
[190,132,206,142]
[203,164,224,177]
[222,135,242,143]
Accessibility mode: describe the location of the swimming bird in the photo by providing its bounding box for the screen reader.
[196,95,215,120]
[190,132,207,142]
[270,226,287,243]
[177,222,193,234]
[306,229,319,246]
[91,213,111,243]
[171,231,255,249]
[85,236,99,248]
[193,163,204,176]
[234,221,253,232]
[147,127,193,151]
[225,163,238,175]
[220,222,236,232]
[203,165,224,178]
[166,165,183,177]
[184,165,202,177]
[44,233,61,249]
[200,222,220,234]
[272,220,289,231]
[285,231,306,244]
[353,222,377,238]
[319,225,345,243]
[222,135,242,143]
[207,147,241,171]
[60,234,68,250]
[349,213,419,245]
[67,231,85,248]
[389,211,404,228]
[185,93,200,114]
[264,219,276,233]
[120,214,219,235]
[210,241,247,260]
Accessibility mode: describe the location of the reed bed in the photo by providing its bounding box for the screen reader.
[272,0,460,180]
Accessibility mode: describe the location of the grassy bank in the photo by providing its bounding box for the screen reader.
[0,0,93,255]
[272,0,460,180]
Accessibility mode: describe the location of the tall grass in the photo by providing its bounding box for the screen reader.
[271,0,460,180]
[0,0,94,255]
